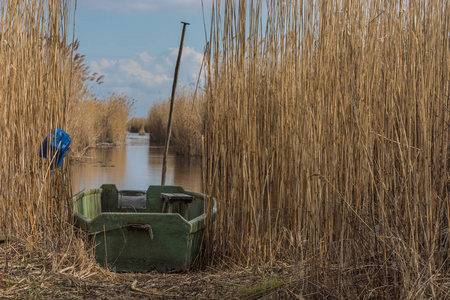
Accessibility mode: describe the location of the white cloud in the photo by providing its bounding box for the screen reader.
[88,46,204,117]
[90,61,101,74]
[183,46,204,64]
[113,58,170,87]
[163,56,173,67]
[167,46,203,65]
[168,47,179,56]
[100,58,116,68]
[138,51,155,64]
[154,64,167,73]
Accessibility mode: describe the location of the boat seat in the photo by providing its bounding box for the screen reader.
[160,193,195,220]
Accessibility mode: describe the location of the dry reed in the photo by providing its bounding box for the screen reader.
[0,0,74,243]
[68,94,132,156]
[147,88,205,156]
[127,117,148,134]
[202,0,450,298]
[62,44,131,156]
[0,0,101,281]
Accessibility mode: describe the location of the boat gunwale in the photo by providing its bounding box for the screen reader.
[72,187,217,233]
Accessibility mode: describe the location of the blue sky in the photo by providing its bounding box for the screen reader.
[74,0,211,117]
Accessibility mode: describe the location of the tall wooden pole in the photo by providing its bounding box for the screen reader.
[161,21,190,185]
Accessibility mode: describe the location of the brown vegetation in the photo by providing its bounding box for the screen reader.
[0,1,130,298]
[2,0,450,298]
[1,239,294,299]
[68,94,131,156]
[202,0,450,298]
[147,101,168,144]
[147,89,204,156]
[64,44,132,157]
[0,0,90,280]
[127,117,148,134]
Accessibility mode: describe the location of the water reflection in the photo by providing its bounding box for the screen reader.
[71,133,202,194]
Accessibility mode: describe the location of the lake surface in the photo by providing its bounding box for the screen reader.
[71,133,203,193]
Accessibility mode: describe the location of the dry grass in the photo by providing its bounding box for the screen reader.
[3,0,450,298]
[0,1,104,298]
[68,94,132,156]
[147,89,205,156]
[1,238,298,299]
[127,117,148,135]
[0,1,126,297]
[62,42,131,157]
[202,0,450,298]
[0,0,74,245]
[147,101,168,144]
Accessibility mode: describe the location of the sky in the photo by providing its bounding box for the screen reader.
[73,0,211,117]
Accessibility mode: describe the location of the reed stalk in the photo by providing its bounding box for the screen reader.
[0,0,76,255]
[147,89,205,155]
[202,0,450,297]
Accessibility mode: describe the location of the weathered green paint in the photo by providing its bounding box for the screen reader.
[72,185,217,272]
[90,213,191,271]
[145,185,185,213]
[100,184,119,212]
[72,189,102,220]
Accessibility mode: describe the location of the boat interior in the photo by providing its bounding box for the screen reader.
[73,184,206,222]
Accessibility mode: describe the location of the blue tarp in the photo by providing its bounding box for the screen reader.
[38,128,71,168]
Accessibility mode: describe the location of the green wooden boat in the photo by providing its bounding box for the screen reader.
[72,184,216,272]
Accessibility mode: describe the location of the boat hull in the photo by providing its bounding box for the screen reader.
[72,184,215,272]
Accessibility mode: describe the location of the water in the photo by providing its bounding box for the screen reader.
[71,133,202,193]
